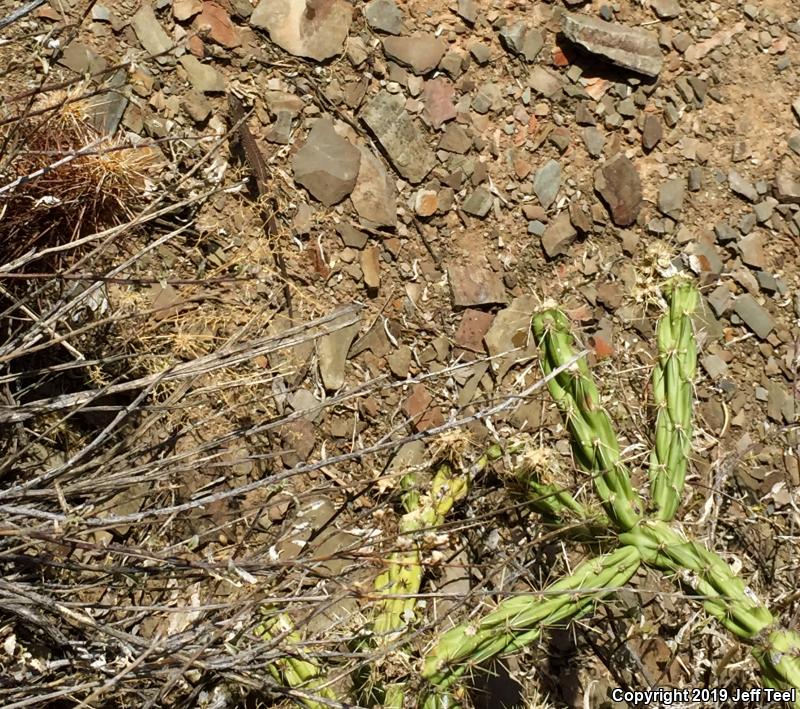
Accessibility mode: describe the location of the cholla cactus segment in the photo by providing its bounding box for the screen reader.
[423,546,641,689]
[531,310,642,532]
[648,280,699,521]
[373,460,472,639]
[421,689,464,709]
[620,521,774,640]
[255,611,337,709]
[752,629,800,708]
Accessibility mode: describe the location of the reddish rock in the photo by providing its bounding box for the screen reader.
[594,154,642,226]
[455,309,494,353]
[196,1,240,47]
[448,264,507,308]
[403,384,443,432]
[414,189,438,217]
[422,77,457,129]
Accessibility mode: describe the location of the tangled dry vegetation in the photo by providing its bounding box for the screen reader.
[1,7,800,709]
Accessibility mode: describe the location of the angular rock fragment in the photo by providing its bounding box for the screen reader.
[651,0,681,19]
[533,159,561,210]
[382,34,446,75]
[317,309,361,391]
[350,146,397,226]
[561,12,663,78]
[439,123,472,153]
[403,384,443,432]
[361,246,380,295]
[462,187,492,217]
[774,171,800,204]
[658,177,684,218]
[196,1,240,47]
[499,22,544,62]
[132,4,174,62]
[733,294,774,339]
[448,264,507,308]
[484,296,537,380]
[361,91,436,184]
[421,77,456,129]
[292,118,361,206]
[728,170,758,203]
[642,114,662,151]
[456,0,476,24]
[594,154,642,226]
[251,0,352,61]
[179,56,225,93]
[541,211,577,258]
[365,0,404,35]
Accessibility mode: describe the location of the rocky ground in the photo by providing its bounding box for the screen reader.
[1,0,799,707]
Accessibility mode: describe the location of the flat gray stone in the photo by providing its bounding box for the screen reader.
[179,55,225,93]
[642,114,662,150]
[728,170,758,202]
[738,233,765,269]
[658,177,685,218]
[292,118,361,206]
[382,34,445,75]
[701,354,728,380]
[462,187,492,217]
[582,126,605,157]
[533,159,561,210]
[651,0,681,19]
[251,0,352,61]
[733,294,774,339]
[59,42,107,75]
[774,171,800,204]
[365,0,404,34]
[131,4,173,63]
[562,12,663,78]
[361,91,435,184]
[595,154,642,226]
[499,23,544,62]
[439,123,472,153]
[528,65,563,97]
[793,97,800,125]
[350,146,397,227]
[456,0,476,23]
[317,309,361,391]
[541,211,577,258]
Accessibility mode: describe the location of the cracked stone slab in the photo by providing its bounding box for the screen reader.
[361,91,435,184]
[561,12,663,78]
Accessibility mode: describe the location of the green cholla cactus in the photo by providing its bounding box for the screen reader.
[254,611,336,709]
[648,280,699,521]
[420,280,800,709]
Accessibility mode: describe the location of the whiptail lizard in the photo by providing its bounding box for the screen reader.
[227,94,294,321]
